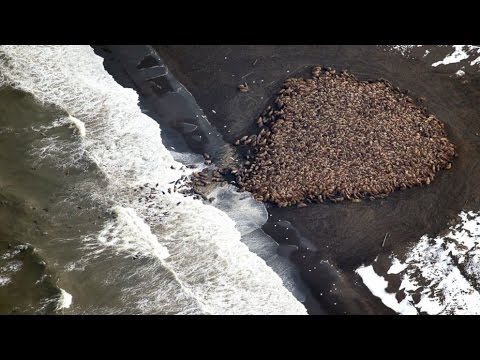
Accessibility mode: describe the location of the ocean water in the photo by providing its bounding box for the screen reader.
[4,44,479,315]
[0,45,307,314]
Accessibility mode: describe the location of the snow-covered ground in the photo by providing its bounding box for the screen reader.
[385,45,480,76]
[357,211,480,315]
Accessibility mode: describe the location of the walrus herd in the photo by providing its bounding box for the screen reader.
[233,66,456,207]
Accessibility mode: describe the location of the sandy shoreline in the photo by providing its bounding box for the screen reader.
[93,45,480,314]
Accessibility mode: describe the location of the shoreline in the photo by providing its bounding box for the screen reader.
[153,45,420,314]
[94,45,480,314]
[2,45,311,315]
[152,45,480,314]
[94,45,397,314]
[92,45,323,313]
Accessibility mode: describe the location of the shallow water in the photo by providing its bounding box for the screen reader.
[0,45,307,315]
[3,45,480,314]
[155,45,480,314]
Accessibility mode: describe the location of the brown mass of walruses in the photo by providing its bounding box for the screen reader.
[233,66,456,207]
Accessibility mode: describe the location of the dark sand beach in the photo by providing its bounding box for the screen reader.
[93,45,480,314]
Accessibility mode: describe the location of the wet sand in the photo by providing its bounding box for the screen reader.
[95,45,480,314]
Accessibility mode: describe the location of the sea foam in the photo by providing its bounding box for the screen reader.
[56,288,73,311]
[0,45,306,314]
